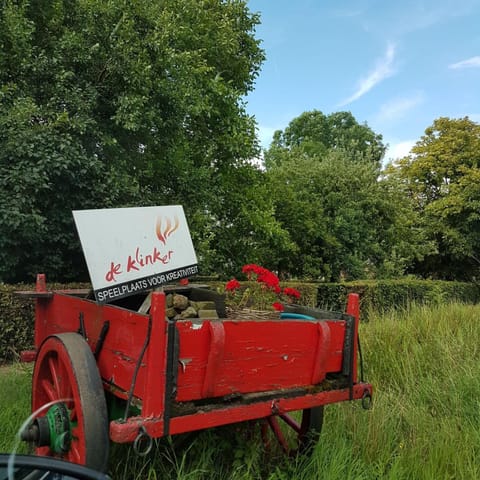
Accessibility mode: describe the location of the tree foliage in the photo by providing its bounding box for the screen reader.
[262,110,432,281]
[0,0,265,282]
[388,117,480,280]
[264,110,386,168]
[196,163,293,276]
[266,149,423,281]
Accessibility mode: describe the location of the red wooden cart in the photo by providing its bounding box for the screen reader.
[19,274,372,472]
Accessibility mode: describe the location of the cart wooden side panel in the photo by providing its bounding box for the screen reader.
[32,292,351,403]
[174,318,347,401]
[33,292,153,401]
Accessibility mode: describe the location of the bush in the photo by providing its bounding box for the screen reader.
[0,281,90,363]
[317,279,480,315]
[0,283,35,363]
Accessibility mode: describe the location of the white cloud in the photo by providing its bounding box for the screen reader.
[339,43,396,106]
[448,56,480,69]
[385,140,416,161]
[375,92,424,123]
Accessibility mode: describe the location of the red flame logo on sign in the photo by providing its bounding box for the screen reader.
[156,215,180,245]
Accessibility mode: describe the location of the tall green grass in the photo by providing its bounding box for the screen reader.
[0,363,32,454]
[1,303,479,479]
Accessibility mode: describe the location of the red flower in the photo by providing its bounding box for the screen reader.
[283,287,301,299]
[229,264,299,313]
[256,270,280,290]
[179,278,189,286]
[242,264,262,274]
[272,302,284,312]
[225,278,241,291]
[270,284,281,295]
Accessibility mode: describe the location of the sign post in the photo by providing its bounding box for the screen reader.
[73,206,198,303]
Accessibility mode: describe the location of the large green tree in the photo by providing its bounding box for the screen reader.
[263,110,429,280]
[266,148,424,281]
[0,0,265,282]
[196,162,294,276]
[264,110,386,168]
[388,117,480,280]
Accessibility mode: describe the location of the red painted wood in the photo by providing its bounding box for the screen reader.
[346,293,360,383]
[202,321,225,398]
[32,291,351,402]
[109,383,373,442]
[32,292,150,399]
[310,321,331,384]
[34,274,50,349]
[20,350,37,362]
[171,382,373,432]
[30,283,373,445]
[141,292,167,418]
[267,416,288,453]
[36,273,47,293]
[174,318,346,401]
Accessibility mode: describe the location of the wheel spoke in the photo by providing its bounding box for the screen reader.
[40,378,57,402]
[259,407,323,458]
[267,416,290,454]
[300,409,312,435]
[71,425,81,441]
[260,420,271,450]
[70,407,77,422]
[60,383,71,402]
[69,443,81,464]
[58,360,72,399]
[48,356,61,395]
[279,413,301,433]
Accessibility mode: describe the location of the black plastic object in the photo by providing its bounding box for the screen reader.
[0,454,110,480]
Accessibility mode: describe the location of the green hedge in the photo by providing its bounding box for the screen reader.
[317,279,480,315]
[0,283,35,363]
[0,282,90,363]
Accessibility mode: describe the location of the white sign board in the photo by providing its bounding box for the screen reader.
[73,206,198,303]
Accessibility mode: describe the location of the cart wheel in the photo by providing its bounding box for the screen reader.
[29,333,109,472]
[260,406,324,456]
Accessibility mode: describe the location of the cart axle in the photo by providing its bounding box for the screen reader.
[21,403,72,454]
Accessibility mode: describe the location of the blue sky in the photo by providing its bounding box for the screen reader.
[245,0,480,162]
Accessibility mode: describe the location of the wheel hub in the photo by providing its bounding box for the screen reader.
[22,403,72,454]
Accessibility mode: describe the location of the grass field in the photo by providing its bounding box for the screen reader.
[1,302,479,479]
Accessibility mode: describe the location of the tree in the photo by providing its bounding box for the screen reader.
[264,110,386,168]
[0,0,265,282]
[266,148,418,281]
[261,110,426,280]
[196,163,294,277]
[388,117,480,280]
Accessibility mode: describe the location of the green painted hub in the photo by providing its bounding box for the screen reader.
[45,403,72,454]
